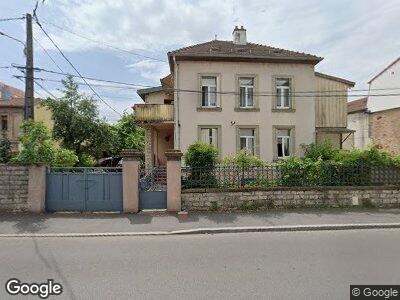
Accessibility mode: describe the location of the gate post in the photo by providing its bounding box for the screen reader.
[27,164,47,213]
[121,149,141,213]
[165,149,183,212]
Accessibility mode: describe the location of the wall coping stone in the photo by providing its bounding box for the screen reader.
[165,149,183,160]
[182,185,400,193]
[120,149,142,161]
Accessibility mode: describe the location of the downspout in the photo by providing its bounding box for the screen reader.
[173,55,180,150]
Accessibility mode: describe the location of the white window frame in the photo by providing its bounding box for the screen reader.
[239,78,254,108]
[201,76,217,107]
[276,78,291,109]
[200,127,218,148]
[277,131,290,159]
[239,131,255,155]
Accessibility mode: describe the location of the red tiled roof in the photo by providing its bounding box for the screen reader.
[0,82,24,99]
[347,97,367,114]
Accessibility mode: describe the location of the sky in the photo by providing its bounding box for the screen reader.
[0,0,399,122]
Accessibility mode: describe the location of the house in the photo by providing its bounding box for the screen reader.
[0,82,54,152]
[346,56,400,153]
[135,26,354,167]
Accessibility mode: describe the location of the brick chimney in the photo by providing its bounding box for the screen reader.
[232,25,247,45]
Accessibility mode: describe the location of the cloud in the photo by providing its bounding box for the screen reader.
[126,60,170,81]
[34,0,400,95]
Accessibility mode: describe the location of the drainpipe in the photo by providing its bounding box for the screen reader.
[173,55,180,150]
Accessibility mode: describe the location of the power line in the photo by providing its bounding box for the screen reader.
[12,64,154,88]
[32,36,64,72]
[14,75,400,99]
[0,31,25,46]
[33,79,58,98]
[38,18,167,63]
[0,16,26,22]
[12,64,400,95]
[34,15,122,116]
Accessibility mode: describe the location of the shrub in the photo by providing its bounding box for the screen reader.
[12,120,78,167]
[77,153,96,167]
[183,142,218,188]
[303,140,339,161]
[0,130,12,163]
[222,149,264,167]
[53,149,79,167]
[184,142,218,168]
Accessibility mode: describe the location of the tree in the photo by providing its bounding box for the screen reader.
[12,120,78,167]
[41,75,116,163]
[0,131,12,163]
[112,113,144,155]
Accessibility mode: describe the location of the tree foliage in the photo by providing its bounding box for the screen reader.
[41,75,115,162]
[12,120,78,167]
[0,131,12,163]
[112,113,144,155]
[222,149,264,167]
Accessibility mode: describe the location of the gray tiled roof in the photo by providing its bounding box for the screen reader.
[168,40,323,63]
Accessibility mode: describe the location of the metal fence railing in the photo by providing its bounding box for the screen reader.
[181,164,400,189]
[139,167,167,191]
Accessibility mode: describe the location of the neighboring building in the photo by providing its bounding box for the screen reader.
[135,26,354,167]
[346,57,400,153]
[0,82,54,152]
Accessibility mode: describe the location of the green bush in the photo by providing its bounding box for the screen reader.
[53,149,79,167]
[0,130,12,163]
[303,141,339,161]
[184,142,218,168]
[77,153,96,167]
[12,120,78,167]
[222,149,264,167]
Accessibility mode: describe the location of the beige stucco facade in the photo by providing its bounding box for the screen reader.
[174,61,316,162]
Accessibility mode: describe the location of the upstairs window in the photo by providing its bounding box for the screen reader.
[239,78,254,107]
[201,77,217,107]
[277,129,291,159]
[276,78,291,109]
[239,128,255,155]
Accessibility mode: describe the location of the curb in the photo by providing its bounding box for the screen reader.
[0,223,400,238]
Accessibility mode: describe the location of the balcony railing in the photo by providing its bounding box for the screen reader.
[134,104,174,123]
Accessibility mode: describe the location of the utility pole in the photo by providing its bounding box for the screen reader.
[24,13,34,120]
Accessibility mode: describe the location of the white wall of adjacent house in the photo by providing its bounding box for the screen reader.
[367,59,400,113]
[176,60,316,162]
[347,112,371,149]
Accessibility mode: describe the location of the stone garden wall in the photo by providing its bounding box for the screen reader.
[0,165,29,212]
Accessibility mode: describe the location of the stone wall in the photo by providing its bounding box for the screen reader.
[182,186,400,211]
[0,165,29,211]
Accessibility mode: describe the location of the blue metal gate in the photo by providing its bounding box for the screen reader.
[139,167,167,210]
[46,167,123,212]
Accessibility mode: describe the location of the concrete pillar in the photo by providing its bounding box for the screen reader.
[165,149,183,212]
[121,149,141,213]
[27,164,46,213]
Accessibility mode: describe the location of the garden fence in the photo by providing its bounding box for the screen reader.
[181,164,400,189]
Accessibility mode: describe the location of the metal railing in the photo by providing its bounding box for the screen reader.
[139,167,167,191]
[181,164,400,189]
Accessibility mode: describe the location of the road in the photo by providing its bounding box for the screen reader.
[0,229,399,299]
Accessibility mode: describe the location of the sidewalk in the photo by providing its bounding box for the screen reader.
[1,208,400,235]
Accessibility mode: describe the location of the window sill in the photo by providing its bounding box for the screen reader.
[234,107,260,112]
[272,108,296,113]
[197,107,222,112]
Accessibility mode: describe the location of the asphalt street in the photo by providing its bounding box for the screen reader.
[0,229,399,299]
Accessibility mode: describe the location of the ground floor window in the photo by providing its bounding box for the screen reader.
[277,129,291,159]
[1,115,7,131]
[200,127,218,150]
[239,128,255,155]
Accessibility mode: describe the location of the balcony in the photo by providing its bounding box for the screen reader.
[134,104,174,123]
